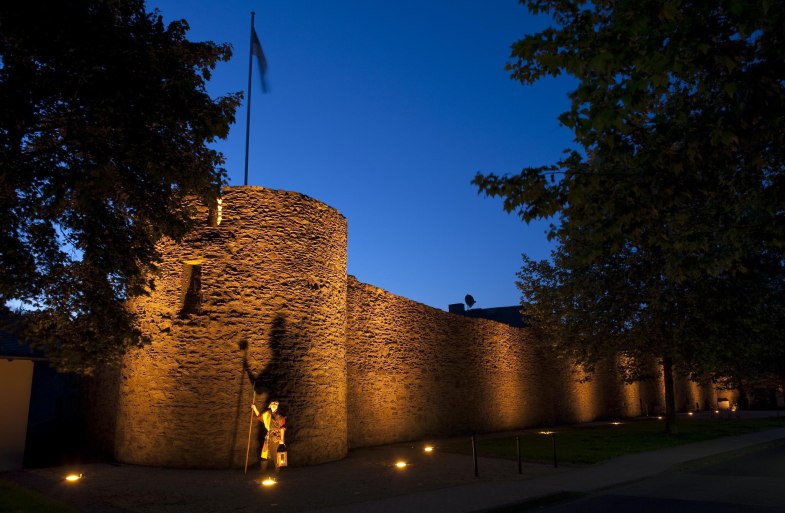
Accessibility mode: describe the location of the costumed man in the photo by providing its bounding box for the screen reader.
[252,400,286,473]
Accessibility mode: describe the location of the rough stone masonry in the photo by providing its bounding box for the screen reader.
[87,186,724,468]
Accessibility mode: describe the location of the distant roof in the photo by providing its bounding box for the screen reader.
[447,304,528,328]
[0,315,44,360]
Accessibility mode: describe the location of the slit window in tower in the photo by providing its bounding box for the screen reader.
[180,263,202,316]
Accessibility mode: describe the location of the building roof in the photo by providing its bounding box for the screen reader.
[447,304,529,328]
[0,315,45,360]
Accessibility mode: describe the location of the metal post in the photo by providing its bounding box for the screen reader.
[471,436,478,477]
[516,436,522,474]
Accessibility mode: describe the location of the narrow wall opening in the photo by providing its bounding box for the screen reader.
[179,262,202,317]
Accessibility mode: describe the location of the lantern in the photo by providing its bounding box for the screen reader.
[276,444,288,467]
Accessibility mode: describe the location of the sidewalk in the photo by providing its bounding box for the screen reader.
[3,421,784,513]
[313,426,785,513]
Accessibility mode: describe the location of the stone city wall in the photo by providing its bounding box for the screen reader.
[92,187,348,468]
[88,186,730,468]
[346,278,665,448]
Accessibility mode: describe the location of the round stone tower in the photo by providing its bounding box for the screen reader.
[114,186,348,468]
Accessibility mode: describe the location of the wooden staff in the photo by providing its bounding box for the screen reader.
[243,381,257,474]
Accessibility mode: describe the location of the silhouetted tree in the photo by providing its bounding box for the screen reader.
[474,1,785,432]
[0,0,241,372]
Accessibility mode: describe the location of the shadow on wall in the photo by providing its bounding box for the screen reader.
[241,314,287,462]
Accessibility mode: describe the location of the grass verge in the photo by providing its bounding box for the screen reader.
[0,480,80,513]
[475,491,587,513]
[438,416,785,465]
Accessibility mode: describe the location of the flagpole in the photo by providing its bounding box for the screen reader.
[243,11,255,186]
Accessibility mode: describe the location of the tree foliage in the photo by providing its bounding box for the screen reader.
[0,0,241,372]
[474,0,785,427]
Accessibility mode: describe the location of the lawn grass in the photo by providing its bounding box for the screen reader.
[0,480,80,513]
[438,416,785,465]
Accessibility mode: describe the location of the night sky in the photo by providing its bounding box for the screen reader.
[149,0,576,311]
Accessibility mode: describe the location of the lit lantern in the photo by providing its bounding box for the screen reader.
[395,461,407,469]
[261,478,276,486]
[423,445,434,453]
[65,474,82,482]
[276,446,288,468]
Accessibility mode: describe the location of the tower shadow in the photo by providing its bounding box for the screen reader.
[240,314,287,466]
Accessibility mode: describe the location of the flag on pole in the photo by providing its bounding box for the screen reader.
[251,27,269,93]
[244,13,266,186]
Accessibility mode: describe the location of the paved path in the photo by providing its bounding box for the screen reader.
[312,426,785,513]
[536,439,785,512]
[3,421,784,513]
[2,442,567,513]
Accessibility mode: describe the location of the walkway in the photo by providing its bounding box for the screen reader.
[3,417,784,513]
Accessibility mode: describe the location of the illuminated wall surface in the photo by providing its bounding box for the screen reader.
[0,360,34,471]
[89,186,726,468]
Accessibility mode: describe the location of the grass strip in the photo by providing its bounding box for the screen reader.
[677,437,785,472]
[439,417,785,465]
[472,491,587,513]
[0,480,80,513]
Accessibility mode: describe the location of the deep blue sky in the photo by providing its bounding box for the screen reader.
[149,0,575,311]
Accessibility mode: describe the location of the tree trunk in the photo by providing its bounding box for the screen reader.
[662,356,678,434]
[736,381,749,410]
[780,375,785,413]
